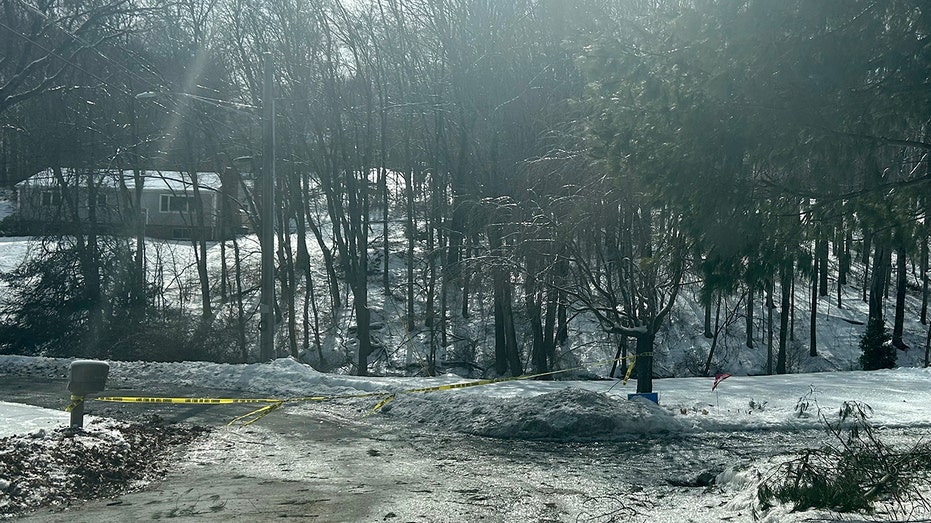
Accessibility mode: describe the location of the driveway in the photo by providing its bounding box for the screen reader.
[2,377,838,522]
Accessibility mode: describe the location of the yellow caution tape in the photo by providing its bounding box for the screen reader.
[288,391,396,402]
[228,401,285,426]
[92,392,394,427]
[623,356,637,385]
[81,352,655,425]
[365,352,655,414]
[95,396,284,405]
[367,394,396,416]
[622,352,654,385]
[65,394,84,412]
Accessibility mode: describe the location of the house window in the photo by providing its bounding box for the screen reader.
[41,190,61,206]
[160,194,193,213]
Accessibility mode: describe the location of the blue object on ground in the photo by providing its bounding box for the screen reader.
[628,392,659,404]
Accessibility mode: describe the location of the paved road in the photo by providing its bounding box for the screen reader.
[0,377,854,522]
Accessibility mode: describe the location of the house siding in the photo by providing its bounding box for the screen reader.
[11,168,244,240]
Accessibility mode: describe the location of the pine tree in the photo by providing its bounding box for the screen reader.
[859,318,896,371]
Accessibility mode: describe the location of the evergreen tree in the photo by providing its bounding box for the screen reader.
[859,318,896,371]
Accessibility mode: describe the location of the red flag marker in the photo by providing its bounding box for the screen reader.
[712,373,732,391]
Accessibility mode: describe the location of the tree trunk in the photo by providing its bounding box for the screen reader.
[555,258,569,346]
[305,267,323,365]
[634,331,656,393]
[494,276,508,376]
[306,213,340,311]
[491,227,509,375]
[128,97,147,323]
[425,206,437,375]
[353,253,372,377]
[862,231,872,303]
[504,283,522,377]
[83,176,104,359]
[379,95,390,299]
[767,278,775,375]
[789,275,796,342]
[490,224,521,376]
[53,167,104,358]
[837,229,847,308]
[838,231,851,286]
[277,202,299,359]
[189,169,212,320]
[493,268,521,376]
[439,181,449,351]
[892,245,908,349]
[869,235,889,322]
[886,257,893,300]
[542,274,559,368]
[810,257,818,357]
[526,257,546,374]
[921,237,928,325]
[610,335,628,378]
[405,167,416,331]
[817,238,829,297]
[837,230,845,308]
[777,261,792,374]
[703,295,722,375]
[355,297,371,376]
[745,284,754,349]
[461,234,474,319]
[232,238,248,362]
[925,320,931,368]
[296,172,322,362]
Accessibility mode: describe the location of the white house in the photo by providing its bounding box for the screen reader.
[13,168,248,240]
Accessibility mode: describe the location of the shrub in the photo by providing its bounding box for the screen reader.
[0,239,249,363]
[757,401,931,517]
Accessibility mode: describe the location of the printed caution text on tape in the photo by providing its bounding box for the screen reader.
[94,396,284,405]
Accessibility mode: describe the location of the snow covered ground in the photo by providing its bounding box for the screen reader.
[2,356,931,521]
[0,402,63,438]
[4,355,931,438]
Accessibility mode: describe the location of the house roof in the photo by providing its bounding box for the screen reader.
[16,168,225,192]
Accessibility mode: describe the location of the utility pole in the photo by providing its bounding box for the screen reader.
[260,53,276,362]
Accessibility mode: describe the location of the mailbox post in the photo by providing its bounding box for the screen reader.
[68,360,109,428]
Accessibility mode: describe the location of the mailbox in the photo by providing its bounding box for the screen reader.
[68,360,109,427]
[69,360,109,394]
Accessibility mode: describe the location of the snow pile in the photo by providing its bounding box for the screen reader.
[0,418,205,519]
[106,357,329,395]
[0,355,71,380]
[0,356,367,398]
[381,387,687,440]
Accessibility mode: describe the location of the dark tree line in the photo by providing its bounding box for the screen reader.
[1,0,930,384]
